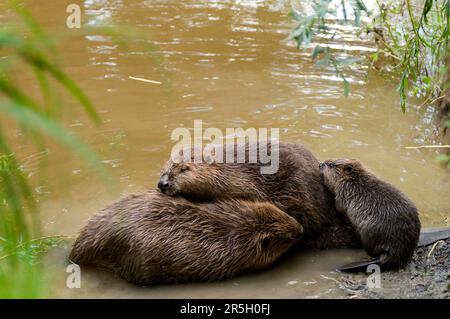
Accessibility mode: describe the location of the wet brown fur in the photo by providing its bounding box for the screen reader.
[320,158,421,269]
[158,142,361,249]
[69,190,302,285]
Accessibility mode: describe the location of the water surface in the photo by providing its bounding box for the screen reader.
[4,0,448,298]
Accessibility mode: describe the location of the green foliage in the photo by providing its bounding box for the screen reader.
[288,0,369,96]
[0,151,45,298]
[289,0,450,167]
[0,236,67,265]
[437,153,450,168]
[289,0,450,109]
[366,0,450,169]
[0,5,106,172]
[0,1,104,297]
[0,0,158,297]
[0,234,68,298]
[374,0,450,111]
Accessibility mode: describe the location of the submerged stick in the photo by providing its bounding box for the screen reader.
[405,145,450,149]
[128,76,162,84]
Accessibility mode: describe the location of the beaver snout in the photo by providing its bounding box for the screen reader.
[158,180,169,193]
[158,175,170,193]
[319,162,334,170]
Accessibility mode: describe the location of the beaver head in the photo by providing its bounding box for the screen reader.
[243,201,303,264]
[158,158,225,198]
[319,158,369,193]
[158,150,267,201]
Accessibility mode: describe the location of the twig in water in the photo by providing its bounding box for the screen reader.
[128,76,161,84]
[405,145,450,149]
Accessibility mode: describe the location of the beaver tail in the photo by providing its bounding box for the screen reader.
[378,252,412,270]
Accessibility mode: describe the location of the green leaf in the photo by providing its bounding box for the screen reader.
[354,7,361,26]
[312,45,326,60]
[9,0,56,51]
[370,52,379,62]
[20,50,100,124]
[397,70,409,113]
[0,132,36,243]
[438,64,448,76]
[443,81,450,91]
[0,102,109,182]
[422,76,431,85]
[355,0,368,12]
[315,58,331,66]
[335,57,362,65]
[0,236,67,264]
[342,77,350,97]
[422,0,434,24]
[0,77,42,113]
[16,236,67,265]
[436,154,450,163]
[288,26,304,40]
[289,11,302,22]
[0,30,23,48]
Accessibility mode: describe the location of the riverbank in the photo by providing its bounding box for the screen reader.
[338,239,450,299]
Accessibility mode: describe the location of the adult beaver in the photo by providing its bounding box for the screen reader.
[69,190,302,285]
[158,141,361,249]
[320,158,421,269]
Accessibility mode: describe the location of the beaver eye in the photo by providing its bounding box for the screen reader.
[180,165,190,172]
[343,165,353,174]
[328,163,335,168]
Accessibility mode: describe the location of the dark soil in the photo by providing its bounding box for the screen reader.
[338,239,450,299]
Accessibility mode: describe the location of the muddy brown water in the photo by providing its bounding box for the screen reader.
[2,0,449,298]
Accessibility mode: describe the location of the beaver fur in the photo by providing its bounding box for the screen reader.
[320,158,421,269]
[69,190,302,285]
[158,141,361,249]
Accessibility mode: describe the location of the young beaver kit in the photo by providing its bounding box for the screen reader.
[69,190,302,285]
[158,141,361,249]
[320,158,421,269]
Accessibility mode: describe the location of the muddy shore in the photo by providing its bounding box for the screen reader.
[338,239,450,299]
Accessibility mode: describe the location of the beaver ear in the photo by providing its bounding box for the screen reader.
[260,233,272,248]
[180,164,190,172]
[343,165,353,174]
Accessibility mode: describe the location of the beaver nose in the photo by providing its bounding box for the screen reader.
[158,180,169,192]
